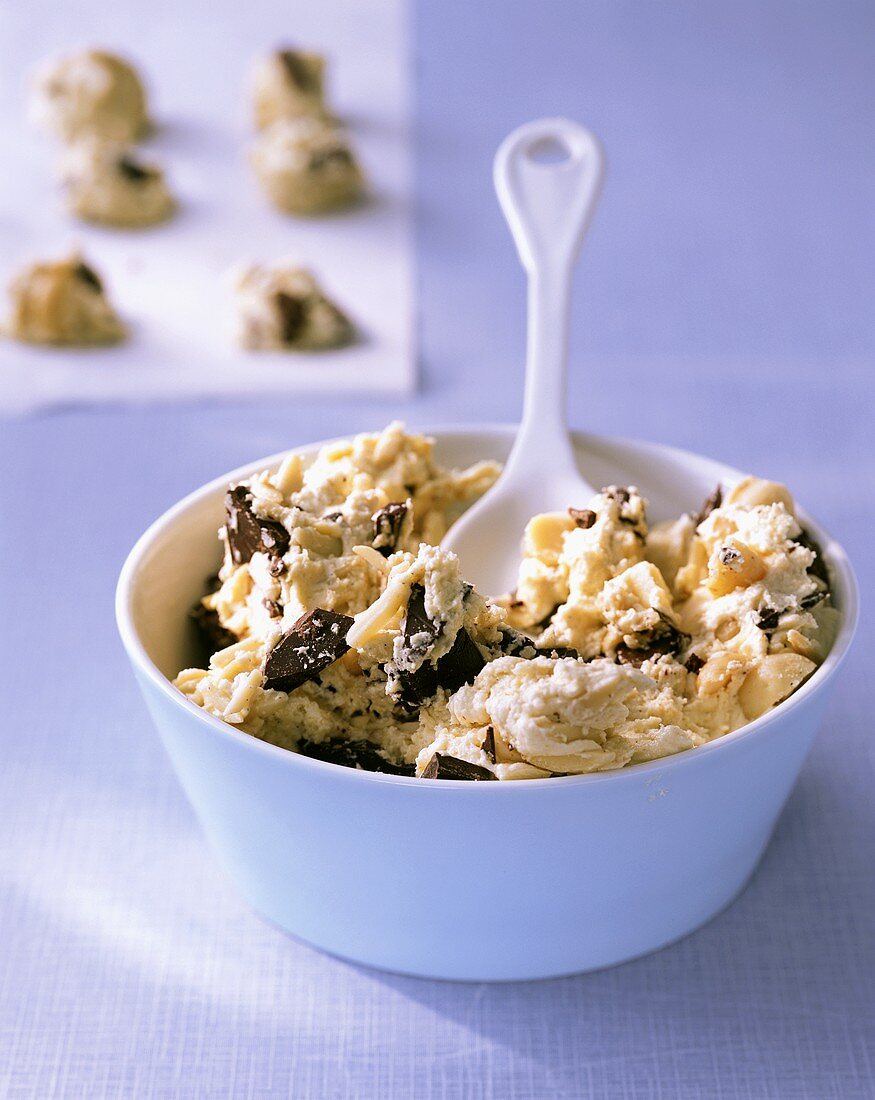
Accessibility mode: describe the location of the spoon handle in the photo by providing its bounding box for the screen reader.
[493,118,605,476]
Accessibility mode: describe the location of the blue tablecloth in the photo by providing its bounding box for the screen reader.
[2,2,873,1096]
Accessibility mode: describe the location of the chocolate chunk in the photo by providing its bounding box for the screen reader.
[117,155,154,183]
[263,608,353,692]
[800,590,826,610]
[695,485,723,527]
[496,626,580,661]
[794,528,830,586]
[482,727,496,763]
[394,585,485,707]
[421,754,494,781]
[372,502,408,556]
[297,738,413,775]
[402,584,440,655]
[684,653,705,674]
[568,508,596,529]
[263,599,283,619]
[615,645,649,669]
[309,146,354,172]
[275,292,306,344]
[536,646,581,659]
[258,521,289,556]
[190,602,237,662]
[603,486,644,532]
[225,486,290,565]
[756,606,781,632]
[278,49,318,92]
[74,262,102,292]
[616,623,688,668]
[719,546,742,566]
[434,627,487,695]
[497,625,537,657]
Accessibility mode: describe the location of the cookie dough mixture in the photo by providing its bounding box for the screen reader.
[30,49,148,143]
[3,252,125,346]
[175,425,836,781]
[235,263,353,351]
[252,48,327,129]
[250,117,363,215]
[59,140,175,227]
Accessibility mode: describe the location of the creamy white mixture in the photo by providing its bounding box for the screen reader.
[175,424,836,780]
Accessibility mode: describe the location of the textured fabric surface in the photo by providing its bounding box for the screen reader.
[1,1,873,1097]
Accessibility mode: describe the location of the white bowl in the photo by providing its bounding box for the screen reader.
[116,426,858,981]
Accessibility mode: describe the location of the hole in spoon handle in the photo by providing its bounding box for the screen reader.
[493,117,605,272]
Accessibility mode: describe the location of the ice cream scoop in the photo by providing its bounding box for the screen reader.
[442,117,605,594]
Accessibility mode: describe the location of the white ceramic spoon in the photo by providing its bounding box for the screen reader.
[442,117,606,595]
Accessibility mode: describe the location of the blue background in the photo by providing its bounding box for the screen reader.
[2,2,873,1096]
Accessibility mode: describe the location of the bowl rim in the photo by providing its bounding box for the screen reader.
[116,422,860,791]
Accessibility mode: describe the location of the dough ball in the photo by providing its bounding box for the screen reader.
[59,140,175,227]
[252,48,327,129]
[4,253,125,346]
[30,49,148,143]
[250,118,363,215]
[235,263,354,351]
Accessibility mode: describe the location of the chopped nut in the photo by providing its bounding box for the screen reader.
[697,651,748,696]
[785,629,818,661]
[738,653,816,719]
[707,539,767,596]
[725,476,795,515]
[523,511,575,560]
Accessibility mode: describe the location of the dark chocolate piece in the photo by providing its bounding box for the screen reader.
[278,49,318,92]
[794,528,830,586]
[435,628,487,694]
[402,584,440,653]
[394,585,485,707]
[496,626,580,661]
[482,727,496,763]
[536,646,581,659]
[190,602,237,662]
[603,486,645,534]
[756,606,781,632]
[297,737,413,775]
[421,753,494,781]
[695,485,723,527]
[616,622,688,668]
[615,645,649,669]
[719,546,742,566]
[263,599,283,619]
[800,590,826,610]
[684,653,705,674]
[497,625,537,657]
[568,508,596,529]
[117,155,155,183]
[263,608,353,693]
[309,146,354,172]
[74,262,102,292]
[372,502,408,556]
[225,486,290,565]
[275,292,306,344]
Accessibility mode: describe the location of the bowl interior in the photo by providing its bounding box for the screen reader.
[122,426,857,704]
